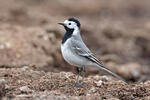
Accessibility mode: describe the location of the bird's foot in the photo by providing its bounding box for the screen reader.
[72,82,83,88]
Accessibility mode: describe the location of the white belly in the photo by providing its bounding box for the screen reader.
[61,43,91,67]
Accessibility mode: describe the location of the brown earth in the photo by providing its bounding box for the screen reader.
[0,0,150,99]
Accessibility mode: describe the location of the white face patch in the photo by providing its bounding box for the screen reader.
[64,20,77,29]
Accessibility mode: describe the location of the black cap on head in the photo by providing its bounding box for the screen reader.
[68,18,80,28]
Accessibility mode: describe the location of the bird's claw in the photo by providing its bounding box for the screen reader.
[72,82,83,88]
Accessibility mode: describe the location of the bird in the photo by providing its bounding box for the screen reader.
[58,18,127,87]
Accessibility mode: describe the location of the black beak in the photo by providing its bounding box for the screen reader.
[58,22,65,26]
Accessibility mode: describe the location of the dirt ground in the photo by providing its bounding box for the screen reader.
[0,0,150,100]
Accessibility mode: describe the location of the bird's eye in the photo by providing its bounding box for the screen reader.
[68,23,71,25]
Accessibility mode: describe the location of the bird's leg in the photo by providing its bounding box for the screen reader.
[80,66,86,85]
[72,67,83,87]
[75,67,81,83]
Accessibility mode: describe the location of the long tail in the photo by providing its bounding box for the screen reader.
[79,51,128,84]
[96,62,128,84]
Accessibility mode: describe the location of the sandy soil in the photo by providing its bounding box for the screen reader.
[0,0,150,99]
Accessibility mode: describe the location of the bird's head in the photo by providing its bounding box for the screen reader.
[58,18,80,31]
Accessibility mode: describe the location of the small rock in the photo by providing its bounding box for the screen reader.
[21,66,30,71]
[89,87,97,93]
[95,80,103,87]
[5,84,10,90]
[0,79,6,97]
[102,75,109,81]
[19,86,33,93]
[16,94,31,97]
[0,79,6,84]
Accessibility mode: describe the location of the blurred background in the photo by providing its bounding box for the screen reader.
[0,0,150,83]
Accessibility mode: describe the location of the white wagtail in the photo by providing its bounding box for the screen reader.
[58,18,127,86]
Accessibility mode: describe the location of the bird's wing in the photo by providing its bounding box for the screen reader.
[71,41,127,84]
[72,46,102,64]
[71,39,103,64]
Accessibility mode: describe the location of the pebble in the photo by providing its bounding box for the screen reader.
[19,86,33,93]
